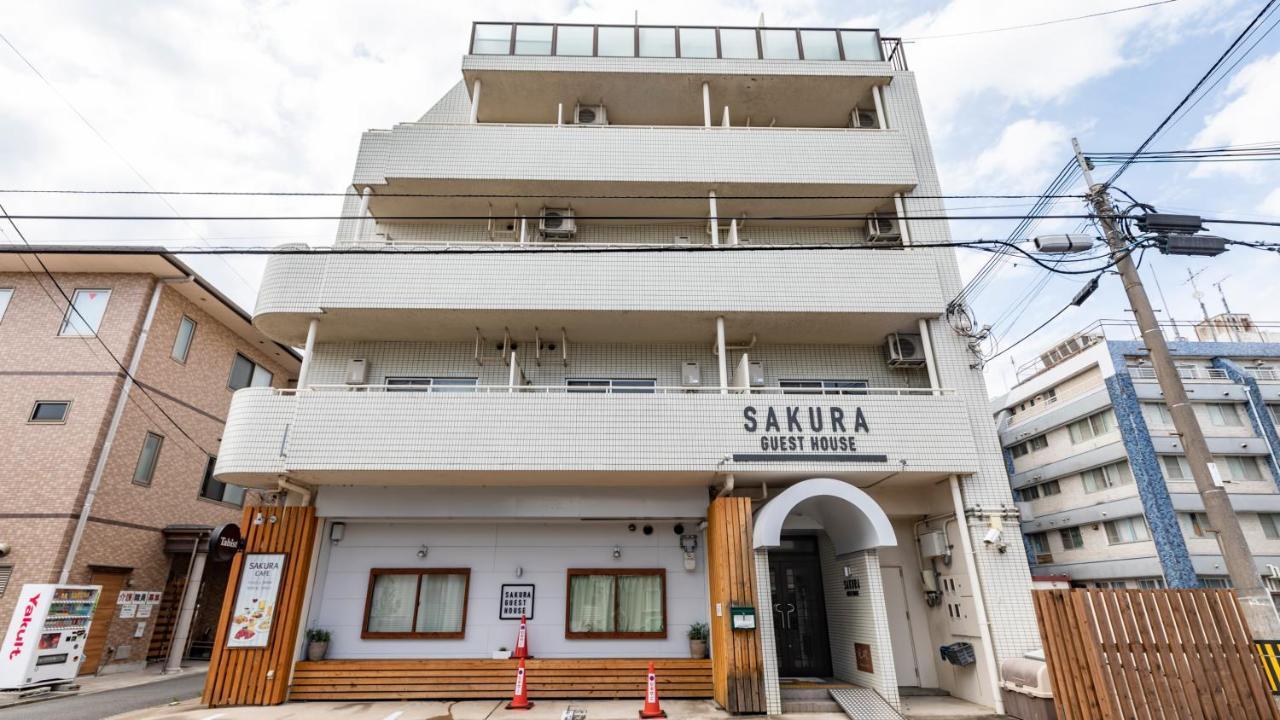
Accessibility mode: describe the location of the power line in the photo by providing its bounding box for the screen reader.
[1105,0,1280,185]
[905,0,1177,40]
[0,212,1106,222]
[0,189,1087,201]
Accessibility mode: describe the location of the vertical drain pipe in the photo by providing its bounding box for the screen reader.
[702,82,711,127]
[356,186,374,243]
[872,85,888,129]
[948,475,1005,715]
[298,318,319,388]
[708,191,720,246]
[469,79,482,123]
[917,318,940,391]
[716,317,728,395]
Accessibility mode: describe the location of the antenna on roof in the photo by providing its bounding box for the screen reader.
[758,12,766,27]
[634,10,639,25]
[1182,268,1211,324]
[1213,275,1234,316]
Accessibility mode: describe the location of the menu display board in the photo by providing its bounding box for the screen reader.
[226,553,286,648]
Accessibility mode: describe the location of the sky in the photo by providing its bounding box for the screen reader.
[1,0,1278,396]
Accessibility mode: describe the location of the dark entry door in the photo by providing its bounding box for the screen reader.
[769,537,832,677]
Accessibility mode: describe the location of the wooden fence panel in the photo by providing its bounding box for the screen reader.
[202,506,317,707]
[1034,589,1280,720]
[706,497,765,714]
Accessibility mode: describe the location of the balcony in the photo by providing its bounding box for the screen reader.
[253,244,947,346]
[215,385,978,487]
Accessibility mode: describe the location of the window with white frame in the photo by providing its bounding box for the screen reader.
[1104,516,1149,544]
[1260,513,1280,540]
[1203,403,1244,427]
[566,378,657,393]
[1137,578,1166,589]
[779,379,870,395]
[1068,409,1115,444]
[1059,526,1084,550]
[1162,455,1192,481]
[386,377,479,392]
[1142,402,1174,427]
[1178,512,1211,538]
[58,288,111,336]
[1081,461,1133,493]
[1220,455,1266,482]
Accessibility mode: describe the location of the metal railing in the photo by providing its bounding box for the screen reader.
[1128,366,1229,381]
[469,22,906,70]
[267,384,952,397]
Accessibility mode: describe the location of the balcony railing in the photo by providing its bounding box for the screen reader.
[469,22,907,70]
[293,384,951,396]
[1128,367,1229,381]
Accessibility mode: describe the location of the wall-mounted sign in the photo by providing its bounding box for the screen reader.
[209,523,244,562]
[117,591,162,618]
[735,405,888,463]
[499,584,535,620]
[844,577,861,597]
[855,642,874,673]
[226,553,285,648]
[730,605,756,630]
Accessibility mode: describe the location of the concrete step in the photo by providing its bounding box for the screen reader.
[782,700,844,713]
[781,687,840,700]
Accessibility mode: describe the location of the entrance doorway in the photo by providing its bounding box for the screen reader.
[82,568,130,674]
[768,535,832,677]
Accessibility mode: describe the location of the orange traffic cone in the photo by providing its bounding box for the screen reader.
[638,661,666,718]
[507,657,534,710]
[512,614,532,659]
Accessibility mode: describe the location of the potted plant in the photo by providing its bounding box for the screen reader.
[688,622,709,659]
[305,628,331,661]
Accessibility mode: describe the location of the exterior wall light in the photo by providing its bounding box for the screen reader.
[612,545,622,559]
[329,521,346,544]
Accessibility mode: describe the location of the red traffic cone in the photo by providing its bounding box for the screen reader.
[638,661,666,718]
[512,614,532,659]
[507,657,534,710]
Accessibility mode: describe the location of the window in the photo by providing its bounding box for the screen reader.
[1040,479,1061,497]
[362,568,470,638]
[59,289,111,336]
[779,379,869,395]
[1137,577,1166,590]
[132,432,164,486]
[0,288,12,323]
[1094,581,1128,589]
[1060,527,1084,550]
[1221,455,1265,482]
[1018,485,1040,501]
[1178,512,1211,538]
[199,456,245,506]
[1199,577,1231,589]
[1010,434,1049,458]
[171,316,197,363]
[1104,517,1149,544]
[386,377,478,392]
[1018,479,1060,502]
[1068,410,1115,444]
[1261,514,1280,540]
[0,565,10,596]
[566,378,657,394]
[1270,405,1280,426]
[1176,363,1200,380]
[1081,461,1133,493]
[28,401,70,423]
[1204,403,1244,427]
[1142,402,1173,427]
[228,353,273,391]
[566,569,666,638]
[1162,455,1192,481]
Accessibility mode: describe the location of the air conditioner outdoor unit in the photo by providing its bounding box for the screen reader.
[681,362,702,388]
[886,332,927,368]
[539,208,576,238]
[345,358,368,385]
[574,103,608,125]
[848,108,878,128]
[866,214,902,243]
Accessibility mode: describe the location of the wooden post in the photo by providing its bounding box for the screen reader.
[706,497,765,713]
[202,506,317,707]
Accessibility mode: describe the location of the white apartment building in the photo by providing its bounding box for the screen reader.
[212,22,1036,714]
[993,316,1280,598]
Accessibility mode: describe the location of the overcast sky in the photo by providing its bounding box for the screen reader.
[2,1,1277,395]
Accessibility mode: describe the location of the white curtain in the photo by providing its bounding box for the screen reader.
[368,574,417,632]
[569,575,615,632]
[618,575,663,633]
[416,573,467,633]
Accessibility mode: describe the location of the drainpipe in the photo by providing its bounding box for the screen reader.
[162,535,207,674]
[728,218,740,246]
[277,477,314,507]
[715,317,728,395]
[872,85,887,129]
[701,82,711,127]
[297,318,319,388]
[60,276,192,583]
[917,318,940,391]
[893,193,912,246]
[708,191,720,246]
[716,474,735,498]
[469,78,482,123]
[948,475,1005,715]
[355,186,373,243]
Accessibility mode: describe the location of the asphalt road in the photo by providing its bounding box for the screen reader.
[1,673,205,720]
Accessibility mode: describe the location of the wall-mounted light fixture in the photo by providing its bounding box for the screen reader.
[417,545,429,558]
[329,522,346,544]
[612,545,622,559]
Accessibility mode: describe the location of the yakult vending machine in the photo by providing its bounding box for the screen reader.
[0,584,101,689]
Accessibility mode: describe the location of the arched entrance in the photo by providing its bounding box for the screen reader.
[751,478,902,711]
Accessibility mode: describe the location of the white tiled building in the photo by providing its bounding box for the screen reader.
[215,22,1036,714]
[992,316,1280,598]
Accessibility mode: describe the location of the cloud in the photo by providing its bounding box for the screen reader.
[1190,50,1280,180]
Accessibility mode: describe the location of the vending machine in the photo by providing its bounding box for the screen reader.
[0,584,101,689]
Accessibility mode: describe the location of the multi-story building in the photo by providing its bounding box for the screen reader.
[993,315,1280,597]
[211,22,1036,714]
[0,247,299,676]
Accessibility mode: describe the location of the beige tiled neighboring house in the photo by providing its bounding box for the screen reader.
[0,247,299,676]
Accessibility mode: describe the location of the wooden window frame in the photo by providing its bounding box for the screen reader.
[361,568,471,640]
[564,568,667,640]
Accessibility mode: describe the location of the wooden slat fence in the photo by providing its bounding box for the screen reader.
[202,506,317,707]
[707,496,766,714]
[1034,589,1280,720]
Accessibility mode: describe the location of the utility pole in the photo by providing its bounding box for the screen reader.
[1072,138,1280,639]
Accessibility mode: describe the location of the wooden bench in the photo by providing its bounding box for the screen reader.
[289,658,714,701]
